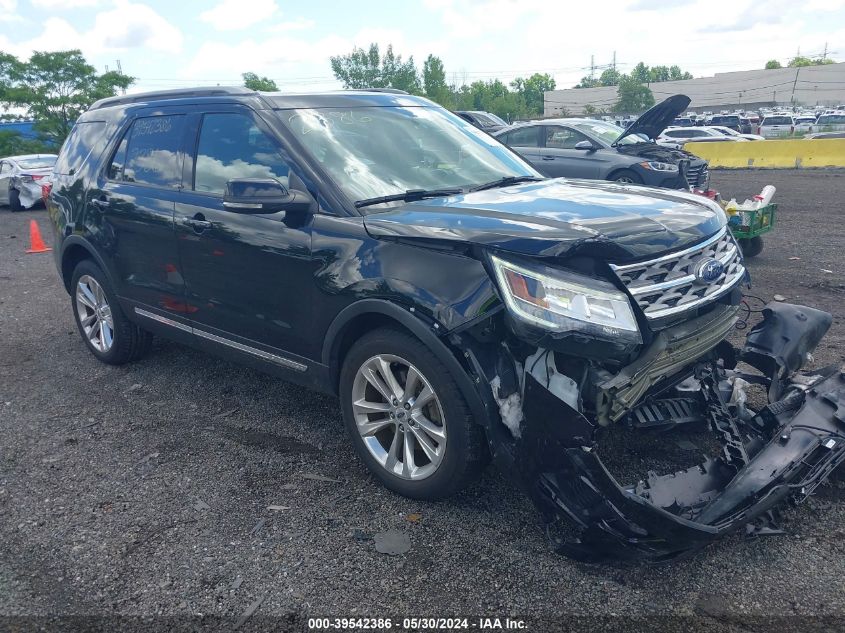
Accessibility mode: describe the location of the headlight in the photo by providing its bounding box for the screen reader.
[640,161,679,173]
[490,254,641,343]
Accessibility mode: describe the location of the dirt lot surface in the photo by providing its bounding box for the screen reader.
[1,169,844,631]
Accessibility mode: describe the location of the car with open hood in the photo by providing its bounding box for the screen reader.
[0,153,58,211]
[494,94,710,191]
[47,87,845,562]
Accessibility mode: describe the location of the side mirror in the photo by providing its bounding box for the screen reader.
[574,140,596,151]
[223,178,313,215]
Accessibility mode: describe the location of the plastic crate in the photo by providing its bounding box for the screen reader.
[727,203,777,239]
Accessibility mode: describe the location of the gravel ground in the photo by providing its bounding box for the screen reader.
[1,169,844,632]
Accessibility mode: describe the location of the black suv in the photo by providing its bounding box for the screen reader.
[48,87,844,561]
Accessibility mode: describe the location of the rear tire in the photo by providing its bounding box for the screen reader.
[9,189,22,212]
[339,327,488,500]
[610,169,642,185]
[71,260,153,365]
[738,236,764,258]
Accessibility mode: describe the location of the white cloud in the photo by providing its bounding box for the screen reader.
[200,0,278,31]
[0,1,182,60]
[30,0,101,8]
[265,17,315,33]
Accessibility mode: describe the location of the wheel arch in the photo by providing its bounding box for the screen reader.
[59,237,115,294]
[322,299,491,428]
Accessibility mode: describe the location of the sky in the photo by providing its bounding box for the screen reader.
[1,0,843,94]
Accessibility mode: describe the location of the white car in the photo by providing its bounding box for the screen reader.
[793,116,817,133]
[0,154,58,211]
[758,115,794,138]
[708,126,765,141]
[657,126,743,149]
[815,113,845,132]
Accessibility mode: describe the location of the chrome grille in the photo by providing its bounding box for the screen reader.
[685,163,709,189]
[609,227,745,320]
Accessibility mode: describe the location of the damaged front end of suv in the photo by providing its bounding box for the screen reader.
[369,186,843,562]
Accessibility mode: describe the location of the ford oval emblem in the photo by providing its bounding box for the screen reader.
[694,258,724,284]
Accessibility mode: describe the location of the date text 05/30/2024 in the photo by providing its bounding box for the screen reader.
[308,617,528,630]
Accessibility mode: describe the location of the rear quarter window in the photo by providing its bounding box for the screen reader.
[54,120,108,176]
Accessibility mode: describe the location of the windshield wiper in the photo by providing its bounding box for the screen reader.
[354,188,464,209]
[469,175,542,192]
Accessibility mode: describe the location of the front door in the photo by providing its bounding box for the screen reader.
[539,126,603,179]
[175,108,314,359]
[0,161,12,204]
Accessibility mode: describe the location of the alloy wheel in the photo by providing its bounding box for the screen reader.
[615,175,635,183]
[351,354,447,480]
[75,275,115,353]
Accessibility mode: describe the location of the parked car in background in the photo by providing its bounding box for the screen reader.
[454,110,508,133]
[672,117,693,127]
[709,114,742,131]
[657,126,742,149]
[758,114,794,138]
[793,115,817,134]
[494,95,710,189]
[708,125,765,141]
[815,113,845,132]
[0,154,58,211]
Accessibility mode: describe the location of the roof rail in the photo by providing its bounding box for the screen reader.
[361,88,409,95]
[89,86,257,110]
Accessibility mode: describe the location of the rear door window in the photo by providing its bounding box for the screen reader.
[112,115,186,188]
[192,112,290,195]
[506,126,540,147]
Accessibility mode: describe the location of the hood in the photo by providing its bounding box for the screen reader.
[615,94,691,145]
[363,179,726,261]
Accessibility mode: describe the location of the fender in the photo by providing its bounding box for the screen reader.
[58,234,120,295]
[321,298,492,429]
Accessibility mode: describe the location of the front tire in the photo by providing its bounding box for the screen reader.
[339,327,488,500]
[71,260,153,365]
[609,169,642,185]
[9,189,22,212]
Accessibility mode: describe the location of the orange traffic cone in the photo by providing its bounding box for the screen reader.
[25,219,52,254]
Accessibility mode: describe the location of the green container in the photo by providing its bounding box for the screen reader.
[727,203,777,239]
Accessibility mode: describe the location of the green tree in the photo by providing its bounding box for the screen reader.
[583,104,597,115]
[330,43,420,94]
[422,55,451,106]
[668,65,693,81]
[0,49,133,145]
[615,75,655,113]
[598,68,622,87]
[242,72,278,91]
[574,75,599,89]
[510,72,555,115]
[765,59,783,69]
[629,62,651,83]
[788,55,835,67]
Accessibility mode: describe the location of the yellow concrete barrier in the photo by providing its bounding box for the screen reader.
[684,139,845,168]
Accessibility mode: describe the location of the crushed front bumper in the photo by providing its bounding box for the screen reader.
[487,302,845,561]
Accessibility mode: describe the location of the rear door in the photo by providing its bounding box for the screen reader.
[174,106,315,360]
[92,108,189,315]
[499,125,542,167]
[538,125,604,178]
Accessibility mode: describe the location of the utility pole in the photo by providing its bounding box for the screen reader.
[822,42,829,60]
[612,51,616,71]
[590,55,595,81]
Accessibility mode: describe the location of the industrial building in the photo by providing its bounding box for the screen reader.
[543,62,845,115]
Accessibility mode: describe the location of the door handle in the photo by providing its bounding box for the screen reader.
[91,198,110,208]
[541,156,555,161]
[183,214,213,231]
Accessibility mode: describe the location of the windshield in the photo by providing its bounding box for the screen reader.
[818,115,845,124]
[567,119,646,145]
[282,106,539,208]
[480,112,508,126]
[18,156,57,170]
[764,116,793,125]
[714,127,739,136]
